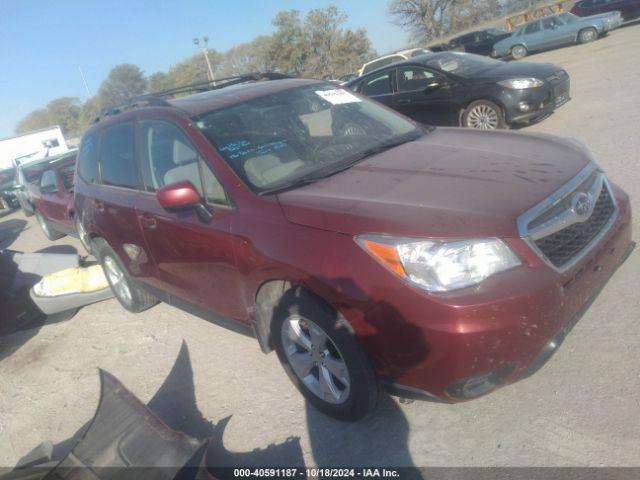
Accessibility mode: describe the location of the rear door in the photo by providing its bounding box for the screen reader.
[393,65,454,126]
[95,121,158,286]
[134,119,245,321]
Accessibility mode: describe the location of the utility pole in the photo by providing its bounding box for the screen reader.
[193,36,216,85]
[78,66,91,97]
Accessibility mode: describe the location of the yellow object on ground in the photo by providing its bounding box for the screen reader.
[33,265,109,297]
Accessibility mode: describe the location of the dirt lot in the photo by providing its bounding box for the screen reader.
[1,23,639,469]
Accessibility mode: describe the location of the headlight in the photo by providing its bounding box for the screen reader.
[497,78,544,89]
[356,235,521,292]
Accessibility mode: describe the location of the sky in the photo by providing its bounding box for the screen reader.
[0,0,409,138]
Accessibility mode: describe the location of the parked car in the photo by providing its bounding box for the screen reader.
[30,151,83,243]
[12,154,60,216]
[492,12,623,59]
[358,48,431,76]
[571,0,640,22]
[0,167,19,211]
[75,75,632,420]
[345,52,570,129]
[448,28,511,56]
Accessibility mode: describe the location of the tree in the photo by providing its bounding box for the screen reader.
[15,109,50,135]
[388,0,503,43]
[15,97,81,137]
[96,64,148,108]
[267,10,308,75]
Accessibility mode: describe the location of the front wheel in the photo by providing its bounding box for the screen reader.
[578,28,597,44]
[273,287,380,421]
[462,100,506,130]
[510,44,528,60]
[94,239,158,313]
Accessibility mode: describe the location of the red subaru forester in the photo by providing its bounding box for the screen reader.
[74,76,633,420]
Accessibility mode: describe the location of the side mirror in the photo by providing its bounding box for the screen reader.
[157,180,202,211]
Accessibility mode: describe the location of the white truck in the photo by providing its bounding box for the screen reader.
[0,126,69,211]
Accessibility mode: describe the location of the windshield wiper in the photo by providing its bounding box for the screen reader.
[260,129,426,195]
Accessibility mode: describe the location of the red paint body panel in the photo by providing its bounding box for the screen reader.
[74,81,633,402]
[31,156,77,234]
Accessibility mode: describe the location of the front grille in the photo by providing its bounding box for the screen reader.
[534,185,615,267]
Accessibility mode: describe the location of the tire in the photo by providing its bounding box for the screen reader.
[273,286,380,421]
[462,100,506,130]
[578,28,597,44]
[74,215,93,255]
[93,238,158,313]
[510,44,528,60]
[35,210,65,240]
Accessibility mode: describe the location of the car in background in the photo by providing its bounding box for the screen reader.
[12,154,60,216]
[358,48,431,76]
[492,12,623,59]
[346,52,570,129]
[0,167,19,211]
[571,0,640,22]
[74,74,632,421]
[30,150,81,242]
[448,28,511,56]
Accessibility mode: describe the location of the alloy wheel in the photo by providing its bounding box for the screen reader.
[103,256,132,306]
[281,315,351,404]
[581,29,596,42]
[466,104,499,129]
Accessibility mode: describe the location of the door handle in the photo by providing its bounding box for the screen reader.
[139,213,157,229]
[397,98,411,105]
[95,200,105,213]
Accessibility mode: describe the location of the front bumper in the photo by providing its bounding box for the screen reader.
[503,78,570,124]
[369,188,632,402]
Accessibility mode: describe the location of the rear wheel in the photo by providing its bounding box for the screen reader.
[462,100,506,130]
[510,44,527,59]
[273,287,380,421]
[578,28,597,44]
[35,211,64,240]
[94,239,158,313]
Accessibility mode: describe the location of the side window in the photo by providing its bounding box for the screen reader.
[77,133,99,183]
[524,21,541,34]
[100,122,138,188]
[59,164,75,190]
[361,71,394,96]
[138,120,229,205]
[397,67,436,92]
[40,170,57,191]
[200,161,228,205]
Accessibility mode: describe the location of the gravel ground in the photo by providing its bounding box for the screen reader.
[1,23,639,469]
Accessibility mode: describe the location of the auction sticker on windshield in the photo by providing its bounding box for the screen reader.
[315,89,361,105]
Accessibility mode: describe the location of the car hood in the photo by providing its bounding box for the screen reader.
[473,61,561,80]
[277,128,591,238]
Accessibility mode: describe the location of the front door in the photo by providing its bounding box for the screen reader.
[134,119,245,321]
[393,66,454,126]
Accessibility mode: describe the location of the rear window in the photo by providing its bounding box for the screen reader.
[78,133,100,184]
[99,122,138,189]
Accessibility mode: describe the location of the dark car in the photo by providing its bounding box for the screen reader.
[0,167,20,211]
[571,0,640,22]
[448,28,511,56]
[345,52,570,129]
[29,151,84,243]
[75,75,632,420]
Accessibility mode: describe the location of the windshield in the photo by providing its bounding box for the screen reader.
[558,13,578,23]
[194,83,422,194]
[422,52,502,77]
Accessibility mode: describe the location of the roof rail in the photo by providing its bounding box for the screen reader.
[93,72,292,123]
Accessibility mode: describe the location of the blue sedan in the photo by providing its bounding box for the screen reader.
[492,12,622,59]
